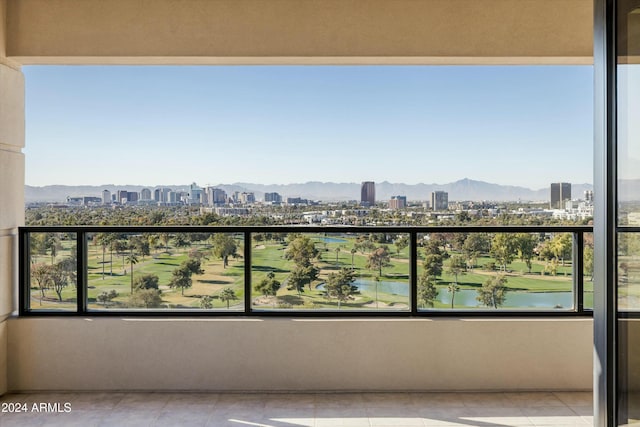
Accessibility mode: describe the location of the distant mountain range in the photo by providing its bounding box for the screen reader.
[25,178,598,203]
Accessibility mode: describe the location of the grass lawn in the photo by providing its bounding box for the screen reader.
[28,232,591,312]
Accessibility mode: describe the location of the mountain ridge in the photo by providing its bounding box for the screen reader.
[25,179,596,203]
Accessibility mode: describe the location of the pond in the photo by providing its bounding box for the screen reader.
[437,288,574,309]
[315,236,348,244]
[328,279,574,309]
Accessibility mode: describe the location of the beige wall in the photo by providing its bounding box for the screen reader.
[7,317,592,392]
[1,0,596,395]
[5,0,593,65]
[0,0,6,58]
[0,53,24,397]
[622,319,640,392]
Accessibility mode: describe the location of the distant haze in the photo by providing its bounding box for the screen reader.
[25,178,595,204]
[24,66,593,189]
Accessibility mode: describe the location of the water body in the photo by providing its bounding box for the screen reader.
[316,237,348,244]
[352,279,409,296]
[339,279,574,309]
[438,288,574,309]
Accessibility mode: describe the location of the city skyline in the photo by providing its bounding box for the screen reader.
[25,178,595,204]
[24,65,593,188]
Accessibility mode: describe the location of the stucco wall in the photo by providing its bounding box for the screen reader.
[5,0,592,65]
[0,0,596,397]
[7,317,593,392]
[0,31,25,394]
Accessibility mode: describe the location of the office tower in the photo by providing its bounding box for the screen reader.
[167,191,177,204]
[140,188,151,201]
[584,190,593,203]
[188,182,203,205]
[117,190,128,204]
[126,192,139,203]
[389,195,407,210]
[361,181,375,207]
[265,192,282,203]
[102,190,111,205]
[550,182,571,209]
[206,187,227,206]
[239,192,255,204]
[431,191,448,211]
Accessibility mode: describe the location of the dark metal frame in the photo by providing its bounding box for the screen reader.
[19,225,593,318]
[594,0,618,425]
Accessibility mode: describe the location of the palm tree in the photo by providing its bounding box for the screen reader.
[350,248,357,270]
[148,234,160,255]
[125,251,139,294]
[447,283,460,309]
[96,233,116,278]
[374,276,380,309]
[95,233,108,279]
[107,235,117,276]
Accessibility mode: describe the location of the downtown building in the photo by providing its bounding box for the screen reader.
[101,189,111,205]
[389,195,407,210]
[0,2,629,424]
[550,182,571,209]
[206,187,228,206]
[153,187,173,204]
[430,191,449,211]
[140,188,152,201]
[360,181,375,207]
[264,192,282,203]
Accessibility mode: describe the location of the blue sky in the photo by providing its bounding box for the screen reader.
[24,65,593,189]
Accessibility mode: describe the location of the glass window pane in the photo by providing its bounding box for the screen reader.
[618,4,640,422]
[417,232,574,311]
[618,232,640,312]
[87,232,244,311]
[251,232,410,311]
[617,6,640,226]
[28,232,77,311]
[584,232,594,310]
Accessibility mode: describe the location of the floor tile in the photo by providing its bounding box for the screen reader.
[523,406,590,426]
[460,392,516,408]
[506,392,565,407]
[553,392,593,407]
[0,391,595,427]
[315,417,370,427]
[409,393,465,409]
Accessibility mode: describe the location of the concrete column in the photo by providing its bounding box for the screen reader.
[0,0,25,393]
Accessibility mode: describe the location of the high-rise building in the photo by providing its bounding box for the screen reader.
[117,190,128,204]
[361,181,375,207]
[167,191,177,204]
[584,190,593,203]
[126,192,139,203]
[431,191,448,211]
[550,182,571,209]
[140,188,151,201]
[206,187,227,206]
[153,187,173,203]
[264,192,282,203]
[188,182,203,205]
[286,197,306,205]
[239,192,255,204]
[389,195,407,210]
[102,190,111,205]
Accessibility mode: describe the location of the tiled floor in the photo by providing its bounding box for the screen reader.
[0,391,592,427]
